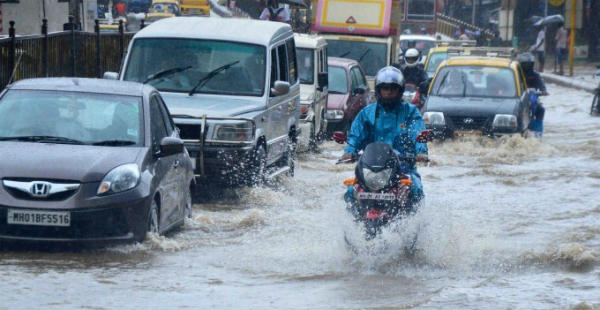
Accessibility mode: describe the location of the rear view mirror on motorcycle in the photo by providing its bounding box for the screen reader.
[416,130,433,143]
[332,131,347,144]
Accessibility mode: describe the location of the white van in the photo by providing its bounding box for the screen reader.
[294,33,328,151]
[109,17,301,185]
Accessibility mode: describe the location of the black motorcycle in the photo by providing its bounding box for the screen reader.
[336,130,432,240]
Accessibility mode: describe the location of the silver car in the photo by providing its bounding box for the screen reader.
[109,17,301,185]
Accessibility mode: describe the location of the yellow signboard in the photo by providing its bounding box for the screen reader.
[321,0,386,30]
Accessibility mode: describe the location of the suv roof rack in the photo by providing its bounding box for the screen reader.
[446,46,515,58]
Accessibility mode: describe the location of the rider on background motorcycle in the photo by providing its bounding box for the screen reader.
[400,48,428,86]
[517,52,548,137]
[340,66,428,203]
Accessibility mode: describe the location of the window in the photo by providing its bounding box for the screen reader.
[286,39,297,84]
[351,67,367,89]
[328,66,348,94]
[271,48,278,86]
[277,44,289,82]
[156,95,174,136]
[326,39,387,76]
[150,96,168,152]
[406,0,435,21]
[297,48,315,84]
[431,66,517,98]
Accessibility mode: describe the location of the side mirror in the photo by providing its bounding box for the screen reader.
[271,81,290,97]
[317,72,328,91]
[103,72,119,80]
[159,137,184,157]
[416,130,434,143]
[352,87,366,96]
[332,131,347,144]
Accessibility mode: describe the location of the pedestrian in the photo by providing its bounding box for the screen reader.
[114,0,127,17]
[259,0,290,23]
[531,26,546,72]
[554,22,568,75]
[454,26,463,40]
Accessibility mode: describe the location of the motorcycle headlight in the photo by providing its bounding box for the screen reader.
[362,168,392,191]
[211,121,254,143]
[326,110,344,120]
[492,114,517,129]
[423,111,445,126]
[97,163,140,195]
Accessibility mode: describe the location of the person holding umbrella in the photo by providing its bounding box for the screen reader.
[260,0,291,23]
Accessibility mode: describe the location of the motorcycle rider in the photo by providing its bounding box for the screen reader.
[340,66,428,203]
[400,48,428,86]
[517,52,548,137]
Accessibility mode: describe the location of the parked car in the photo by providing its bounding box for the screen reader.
[326,57,371,135]
[109,17,300,185]
[294,33,328,151]
[423,56,532,139]
[0,78,194,244]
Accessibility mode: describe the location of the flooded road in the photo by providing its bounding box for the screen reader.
[1,84,599,309]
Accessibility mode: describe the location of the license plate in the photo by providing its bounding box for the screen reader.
[7,209,71,227]
[454,130,483,137]
[357,192,396,201]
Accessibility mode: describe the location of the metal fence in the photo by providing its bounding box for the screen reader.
[1,18,134,91]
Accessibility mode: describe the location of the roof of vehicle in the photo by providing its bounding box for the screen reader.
[428,46,449,54]
[327,57,359,69]
[7,78,149,97]
[442,56,513,68]
[134,17,293,46]
[294,33,327,49]
[399,34,436,41]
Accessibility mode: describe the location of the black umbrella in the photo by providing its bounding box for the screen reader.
[534,14,564,27]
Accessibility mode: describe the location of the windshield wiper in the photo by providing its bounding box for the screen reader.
[339,51,351,58]
[143,65,193,84]
[328,90,346,94]
[0,135,85,144]
[358,49,372,62]
[188,60,240,96]
[92,140,136,146]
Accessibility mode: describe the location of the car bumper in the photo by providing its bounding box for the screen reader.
[184,143,255,179]
[427,124,520,139]
[0,185,152,244]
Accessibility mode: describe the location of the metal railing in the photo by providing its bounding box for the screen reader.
[1,17,134,91]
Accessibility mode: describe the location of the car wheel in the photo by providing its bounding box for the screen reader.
[247,144,266,186]
[316,111,327,144]
[591,93,599,115]
[309,120,318,152]
[148,199,160,234]
[283,135,296,177]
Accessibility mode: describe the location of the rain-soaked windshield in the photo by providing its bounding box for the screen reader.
[425,51,448,75]
[326,39,387,76]
[297,48,314,84]
[149,3,179,14]
[0,90,142,145]
[328,66,348,94]
[123,38,266,96]
[431,66,517,98]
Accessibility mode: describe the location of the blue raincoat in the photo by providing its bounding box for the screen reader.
[344,101,427,201]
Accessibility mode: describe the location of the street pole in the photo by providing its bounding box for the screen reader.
[569,0,576,76]
[544,0,548,17]
[69,0,80,28]
[472,0,476,25]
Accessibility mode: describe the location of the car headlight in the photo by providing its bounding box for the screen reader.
[362,168,392,191]
[211,121,254,143]
[300,102,311,115]
[97,163,140,195]
[492,114,517,129]
[326,110,344,120]
[423,112,445,126]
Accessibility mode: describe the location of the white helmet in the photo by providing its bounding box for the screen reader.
[404,48,420,67]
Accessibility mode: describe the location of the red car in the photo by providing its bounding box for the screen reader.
[326,57,372,135]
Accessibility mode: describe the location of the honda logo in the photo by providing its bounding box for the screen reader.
[463,118,474,124]
[30,182,51,198]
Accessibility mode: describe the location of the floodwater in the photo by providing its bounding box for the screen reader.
[1,84,599,309]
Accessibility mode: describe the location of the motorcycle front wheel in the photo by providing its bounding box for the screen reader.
[591,93,599,116]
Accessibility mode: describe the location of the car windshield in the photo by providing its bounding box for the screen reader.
[149,3,178,14]
[328,66,348,94]
[0,90,143,145]
[326,39,387,76]
[425,52,448,75]
[123,38,266,96]
[400,39,435,56]
[431,65,517,98]
[297,48,314,85]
